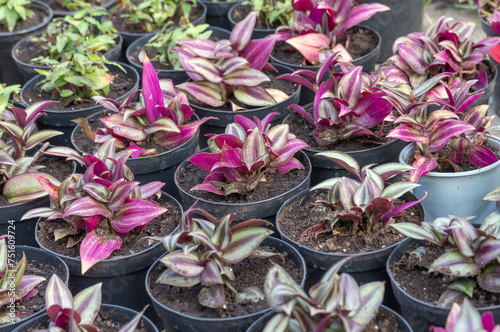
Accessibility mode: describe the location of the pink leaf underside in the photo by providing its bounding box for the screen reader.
[286,33,331,65]
[112,199,168,234]
[189,152,222,172]
[410,156,438,182]
[80,231,122,274]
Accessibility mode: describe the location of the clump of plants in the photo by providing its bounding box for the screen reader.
[40,274,147,331]
[304,151,425,238]
[392,213,500,306]
[74,53,215,157]
[430,299,500,331]
[275,0,389,65]
[188,112,307,196]
[0,0,34,32]
[0,235,46,323]
[475,0,500,34]
[22,140,168,274]
[262,256,384,331]
[241,0,293,29]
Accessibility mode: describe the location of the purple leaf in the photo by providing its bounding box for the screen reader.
[201,259,224,286]
[142,53,164,123]
[223,68,270,87]
[16,275,45,300]
[410,156,438,182]
[108,181,140,211]
[233,85,276,107]
[186,58,222,83]
[189,152,221,172]
[391,221,440,246]
[222,228,272,264]
[64,197,112,219]
[80,231,122,274]
[117,306,148,332]
[100,114,147,141]
[199,284,225,309]
[176,82,225,107]
[157,268,201,287]
[477,265,500,292]
[45,274,73,312]
[139,182,164,199]
[112,199,167,234]
[73,283,101,324]
[429,250,480,277]
[239,35,278,70]
[289,104,314,124]
[160,250,204,277]
[230,11,257,51]
[476,239,500,266]
[469,145,499,167]
[428,120,475,153]
[397,43,428,75]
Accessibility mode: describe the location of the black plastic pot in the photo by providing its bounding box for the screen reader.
[0,245,69,332]
[387,239,500,332]
[12,32,123,82]
[175,149,311,221]
[193,63,301,148]
[48,0,117,17]
[363,0,424,62]
[276,188,425,308]
[20,62,140,147]
[146,236,307,332]
[0,1,53,85]
[34,192,182,328]
[71,111,201,202]
[246,305,413,332]
[199,0,243,30]
[227,3,276,39]
[126,26,230,85]
[11,303,158,332]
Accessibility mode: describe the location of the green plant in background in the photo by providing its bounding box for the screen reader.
[0,0,34,32]
[0,84,20,113]
[118,0,197,32]
[34,54,124,106]
[56,0,93,10]
[30,8,118,62]
[242,0,293,29]
[145,23,212,68]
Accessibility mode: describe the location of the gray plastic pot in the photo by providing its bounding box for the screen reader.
[399,137,500,225]
[0,245,69,332]
[12,32,123,82]
[246,305,413,332]
[11,303,158,332]
[175,149,311,221]
[34,192,182,327]
[199,0,243,30]
[283,111,407,186]
[227,3,275,39]
[48,0,116,16]
[0,1,53,85]
[125,26,230,85]
[387,239,500,332]
[146,236,307,332]
[276,187,425,307]
[20,62,140,147]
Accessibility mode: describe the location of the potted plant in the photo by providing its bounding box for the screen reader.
[175,112,311,221]
[146,203,307,331]
[20,53,139,147]
[126,23,230,85]
[173,12,300,145]
[276,151,425,299]
[70,53,215,198]
[12,7,122,82]
[228,0,294,39]
[22,139,183,319]
[387,214,500,330]
[12,274,158,331]
[44,0,117,17]
[0,0,53,85]
[248,257,413,332]
[0,236,70,331]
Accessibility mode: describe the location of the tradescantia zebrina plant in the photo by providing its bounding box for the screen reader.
[21,140,168,274]
[304,151,426,238]
[38,274,147,331]
[392,213,500,307]
[150,204,277,309]
[188,112,307,196]
[262,256,384,332]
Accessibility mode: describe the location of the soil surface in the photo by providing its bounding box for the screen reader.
[272,26,379,66]
[231,4,281,30]
[43,0,113,12]
[36,198,181,259]
[278,191,424,255]
[148,245,303,318]
[364,308,400,332]
[390,242,500,308]
[22,72,135,110]
[0,4,47,33]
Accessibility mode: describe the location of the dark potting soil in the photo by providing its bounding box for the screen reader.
[272,26,379,66]
[22,72,135,111]
[390,243,500,308]
[231,4,280,30]
[284,105,395,152]
[105,3,204,34]
[36,199,181,259]
[278,192,424,255]
[0,4,47,33]
[176,157,309,203]
[364,308,400,332]
[148,246,303,318]
[43,0,113,12]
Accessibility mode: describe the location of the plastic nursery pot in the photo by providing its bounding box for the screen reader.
[49,0,117,17]
[126,26,231,85]
[71,111,201,202]
[11,303,158,332]
[246,305,413,332]
[399,136,500,226]
[387,239,500,332]
[34,192,182,328]
[12,32,123,82]
[193,63,301,148]
[0,0,53,85]
[283,111,408,186]
[146,236,307,332]
[227,3,276,40]
[275,187,425,308]
[0,245,69,332]
[20,62,140,147]
[175,149,311,222]
[479,15,500,115]
[199,0,244,30]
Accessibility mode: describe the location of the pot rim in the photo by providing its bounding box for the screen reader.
[0,1,53,37]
